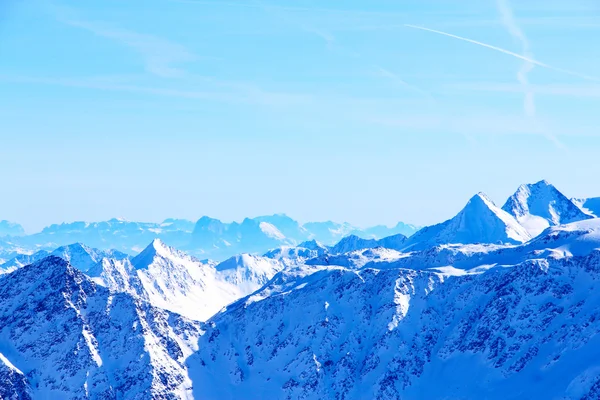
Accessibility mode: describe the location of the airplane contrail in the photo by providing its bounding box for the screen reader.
[404,24,600,83]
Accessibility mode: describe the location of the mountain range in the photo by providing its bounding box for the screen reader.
[0,215,419,263]
[1,180,600,398]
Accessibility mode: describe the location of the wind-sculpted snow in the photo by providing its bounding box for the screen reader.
[0,256,203,399]
[189,251,600,399]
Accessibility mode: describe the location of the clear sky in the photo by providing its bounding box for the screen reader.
[1,0,599,232]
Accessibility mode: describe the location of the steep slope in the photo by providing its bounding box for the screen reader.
[0,256,202,399]
[403,193,530,250]
[572,197,600,218]
[503,180,592,236]
[189,251,600,399]
[0,353,31,399]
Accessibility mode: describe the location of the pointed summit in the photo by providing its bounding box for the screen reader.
[502,180,592,236]
[403,192,531,250]
[132,238,193,270]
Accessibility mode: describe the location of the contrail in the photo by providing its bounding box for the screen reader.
[497,0,535,117]
[404,24,600,83]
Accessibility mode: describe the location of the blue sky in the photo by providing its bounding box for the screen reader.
[1,0,600,232]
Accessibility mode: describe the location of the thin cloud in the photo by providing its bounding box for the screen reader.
[403,24,600,83]
[374,67,434,100]
[0,74,311,106]
[51,6,201,78]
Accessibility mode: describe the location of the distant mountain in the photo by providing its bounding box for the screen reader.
[214,253,284,294]
[403,193,530,251]
[0,220,24,237]
[502,180,592,236]
[0,216,419,261]
[572,197,600,218]
[329,235,379,254]
[358,221,419,239]
[0,243,128,275]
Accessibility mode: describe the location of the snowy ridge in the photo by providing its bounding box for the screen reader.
[190,251,600,399]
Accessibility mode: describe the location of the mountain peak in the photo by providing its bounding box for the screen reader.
[131,238,187,269]
[403,192,530,250]
[503,181,592,237]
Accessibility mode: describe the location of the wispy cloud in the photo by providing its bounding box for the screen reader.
[0,74,311,106]
[373,67,434,100]
[52,6,201,78]
[371,113,600,138]
[403,24,600,83]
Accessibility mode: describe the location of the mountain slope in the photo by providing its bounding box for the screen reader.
[189,250,600,399]
[403,193,530,250]
[0,256,202,399]
[503,180,592,236]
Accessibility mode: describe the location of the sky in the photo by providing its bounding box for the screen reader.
[1,0,600,233]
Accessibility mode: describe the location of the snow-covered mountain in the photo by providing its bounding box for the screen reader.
[1,182,600,399]
[0,256,203,399]
[214,253,284,295]
[189,238,600,399]
[403,192,531,251]
[573,197,600,218]
[88,239,284,321]
[502,180,593,236]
